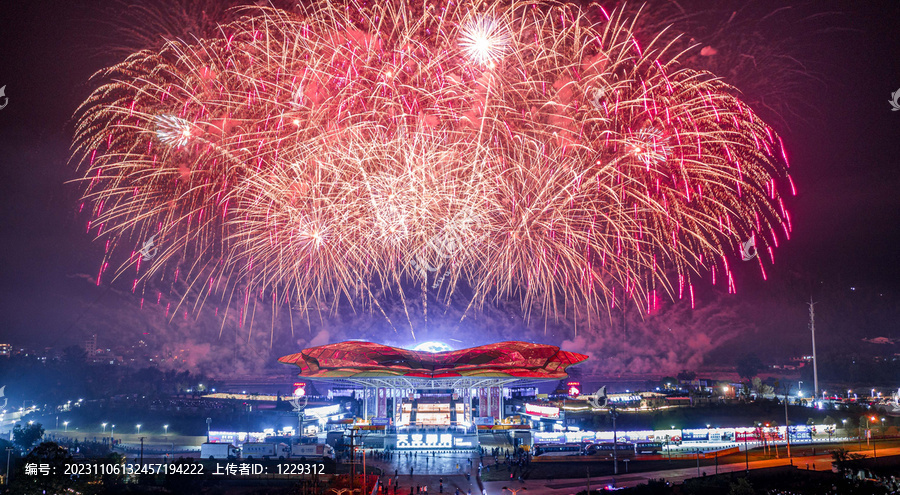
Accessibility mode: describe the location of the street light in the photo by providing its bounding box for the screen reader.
[63,421,69,432]
[865,417,872,446]
[101,423,107,433]
[743,430,749,472]
[665,435,672,463]
[136,424,142,434]
[5,447,13,486]
[841,419,848,447]
[866,416,879,459]
[164,424,169,440]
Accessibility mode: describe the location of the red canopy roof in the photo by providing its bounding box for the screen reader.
[278,341,588,380]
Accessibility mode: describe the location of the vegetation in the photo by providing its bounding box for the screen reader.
[12,422,44,450]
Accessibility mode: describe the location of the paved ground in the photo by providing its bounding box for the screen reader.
[363,446,900,495]
[480,446,900,494]
[365,452,484,494]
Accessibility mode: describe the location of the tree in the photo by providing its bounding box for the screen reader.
[10,442,89,495]
[728,477,754,495]
[12,423,44,450]
[751,377,762,394]
[831,448,866,476]
[735,353,764,380]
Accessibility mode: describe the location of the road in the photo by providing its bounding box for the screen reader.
[361,445,900,495]
[479,446,900,494]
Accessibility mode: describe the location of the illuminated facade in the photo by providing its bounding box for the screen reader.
[279,341,587,422]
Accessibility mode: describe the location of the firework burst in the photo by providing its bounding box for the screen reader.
[459,13,512,67]
[73,0,794,336]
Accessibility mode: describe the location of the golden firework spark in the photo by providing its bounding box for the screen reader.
[72,0,794,335]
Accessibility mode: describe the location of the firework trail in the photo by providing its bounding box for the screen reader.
[73,0,794,336]
[613,0,832,132]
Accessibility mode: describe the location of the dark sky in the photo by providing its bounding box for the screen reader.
[1,0,899,370]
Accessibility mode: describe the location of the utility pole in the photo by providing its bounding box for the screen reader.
[6,447,13,486]
[666,435,672,463]
[610,405,619,475]
[586,466,590,494]
[289,391,308,440]
[744,433,749,472]
[349,428,356,494]
[783,387,792,464]
[809,299,819,398]
[140,437,145,465]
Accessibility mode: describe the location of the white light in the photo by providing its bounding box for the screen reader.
[459,14,511,67]
[412,341,452,353]
[154,114,194,147]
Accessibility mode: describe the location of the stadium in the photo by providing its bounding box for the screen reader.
[278,341,588,449]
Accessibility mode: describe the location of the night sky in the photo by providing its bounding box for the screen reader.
[1,0,899,375]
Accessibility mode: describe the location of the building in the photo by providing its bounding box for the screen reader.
[83,334,98,359]
[279,341,587,449]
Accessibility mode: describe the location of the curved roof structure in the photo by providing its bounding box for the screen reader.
[278,341,588,381]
